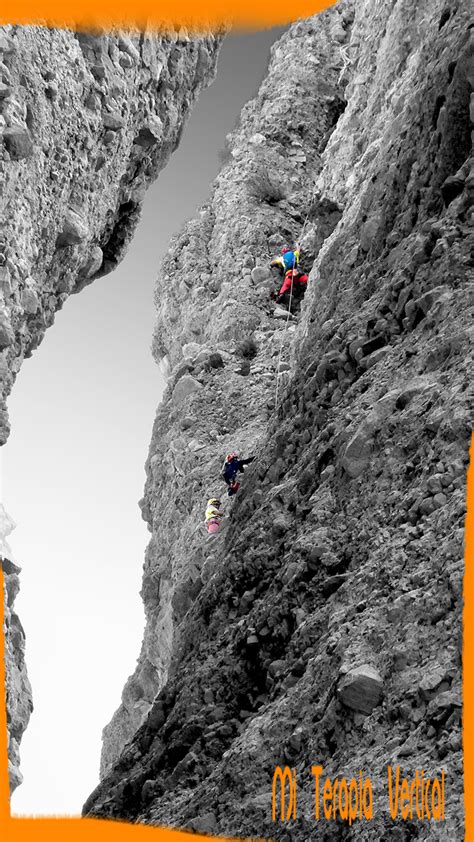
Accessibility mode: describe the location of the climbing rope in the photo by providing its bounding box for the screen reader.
[274,258,296,409]
[273,214,310,409]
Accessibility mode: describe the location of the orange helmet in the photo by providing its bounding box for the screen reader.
[226,452,238,462]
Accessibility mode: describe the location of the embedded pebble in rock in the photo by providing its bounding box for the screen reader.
[86,2,472,839]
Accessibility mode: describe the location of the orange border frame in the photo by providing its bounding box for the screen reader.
[0,0,471,838]
[463,436,473,839]
[0,0,336,32]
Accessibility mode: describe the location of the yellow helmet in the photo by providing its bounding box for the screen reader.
[208,498,221,507]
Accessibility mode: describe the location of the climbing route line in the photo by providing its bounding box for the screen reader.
[274,214,310,409]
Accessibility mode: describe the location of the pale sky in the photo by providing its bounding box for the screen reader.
[2,27,284,815]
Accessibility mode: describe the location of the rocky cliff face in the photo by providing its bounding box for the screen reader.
[1,507,32,792]
[0,23,221,792]
[99,3,352,779]
[86,1,473,838]
[0,24,221,445]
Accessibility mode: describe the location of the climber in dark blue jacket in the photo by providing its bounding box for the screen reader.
[222,452,255,496]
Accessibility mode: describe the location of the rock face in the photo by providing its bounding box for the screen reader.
[0,507,32,793]
[99,2,353,779]
[0,24,222,790]
[0,24,221,446]
[86,2,472,839]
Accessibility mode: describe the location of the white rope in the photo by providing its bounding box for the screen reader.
[273,214,310,409]
[274,259,296,409]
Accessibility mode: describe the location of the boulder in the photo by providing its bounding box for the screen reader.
[360,346,390,369]
[194,347,212,365]
[140,780,156,802]
[0,314,14,349]
[103,113,125,131]
[208,352,224,369]
[0,267,11,296]
[268,659,287,677]
[251,266,272,284]
[188,812,217,834]
[171,374,202,405]
[341,428,372,478]
[81,246,104,279]
[56,209,88,247]
[321,573,347,597]
[272,515,288,538]
[3,127,33,160]
[418,666,449,701]
[0,33,15,54]
[135,117,164,148]
[441,174,465,206]
[338,664,383,715]
[426,689,461,726]
[173,362,193,383]
[414,285,449,317]
[21,288,39,315]
[118,35,140,62]
[182,342,201,360]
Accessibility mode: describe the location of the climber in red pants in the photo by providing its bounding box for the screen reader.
[275,268,309,312]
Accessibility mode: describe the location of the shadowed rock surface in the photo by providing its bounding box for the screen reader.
[86,1,472,839]
[0,23,222,793]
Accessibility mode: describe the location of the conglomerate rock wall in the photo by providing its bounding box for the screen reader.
[99,2,352,779]
[88,1,473,839]
[0,23,222,792]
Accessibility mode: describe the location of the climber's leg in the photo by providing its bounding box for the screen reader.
[278,291,291,310]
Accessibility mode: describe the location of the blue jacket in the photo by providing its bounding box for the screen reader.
[222,456,255,484]
[271,250,300,273]
[223,458,241,483]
